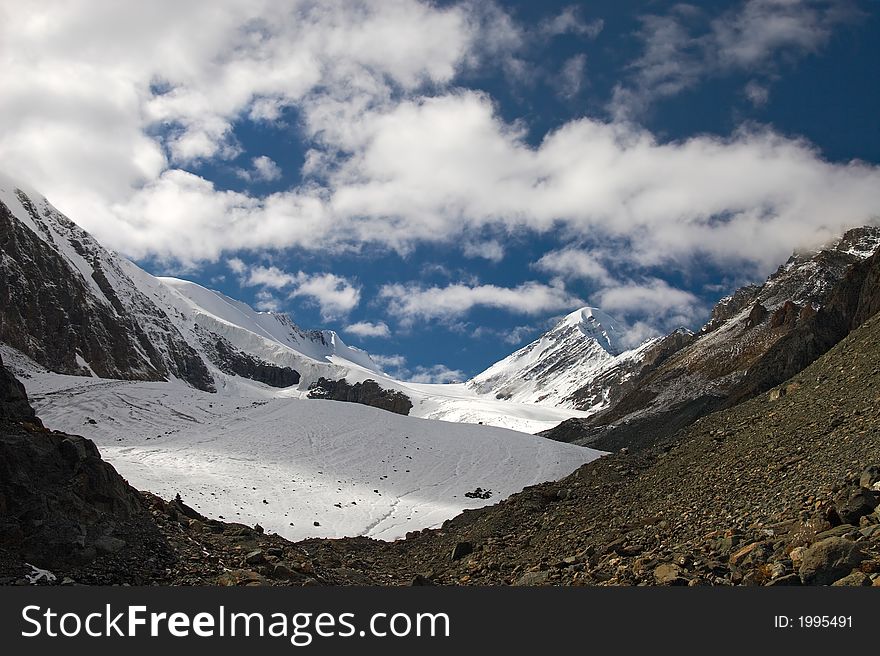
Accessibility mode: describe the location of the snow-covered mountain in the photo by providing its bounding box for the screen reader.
[0,172,601,433]
[468,307,624,406]
[0,172,389,394]
[0,172,604,541]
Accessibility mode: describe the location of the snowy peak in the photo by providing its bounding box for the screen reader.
[555,307,623,356]
[158,276,381,375]
[467,306,628,407]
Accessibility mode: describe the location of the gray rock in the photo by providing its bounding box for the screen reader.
[766,574,802,586]
[798,537,865,585]
[245,549,264,565]
[859,466,880,489]
[837,489,880,525]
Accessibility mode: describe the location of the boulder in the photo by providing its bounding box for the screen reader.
[798,537,865,585]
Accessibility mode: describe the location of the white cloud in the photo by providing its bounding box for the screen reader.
[744,80,770,106]
[289,273,361,320]
[539,7,604,39]
[462,239,504,262]
[1,0,878,309]
[379,279,583,323]
[232,262,360,319]
[556,54,588,99]
[595,278,705,346]
[345,321,391,338]
[241,264,299,289]
[371,353,407,370]
[236,155,282,182]
[534,247,611,284]
[226,257,247,274]
[407,364,467,384]
[254,289,281,312]
[369,354,464,383]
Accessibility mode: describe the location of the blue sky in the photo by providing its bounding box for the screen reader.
[3,1,880,381]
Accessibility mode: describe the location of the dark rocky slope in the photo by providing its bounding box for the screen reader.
[0,353,171,583]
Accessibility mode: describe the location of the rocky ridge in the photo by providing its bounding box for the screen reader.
[544,227,880,451]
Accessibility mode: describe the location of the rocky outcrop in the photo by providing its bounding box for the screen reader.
[307,378,413,415]
[200,332,300,388]
[0,353,38,424]
[0,357,164,575]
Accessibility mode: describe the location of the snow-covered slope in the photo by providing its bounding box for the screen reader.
[22,367,603,542]
[466,307,639,410]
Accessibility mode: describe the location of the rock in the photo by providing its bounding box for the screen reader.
[729,542,769,567]
[789,546,806,566]
[837,489,879,525]
[267,547,284,558]
[409,574,435,586]
[244,549,264,565]
[654,563,687,585]
[307,378,413,415]
[270,564,296,580]
[769,388,786,401]
[814,524,858,540]
[514,570,550,586]
[451,542,473,561]
[860,466,880,490]
[799,537,865,585]
[831,571,871,587]
[766,574,801,586]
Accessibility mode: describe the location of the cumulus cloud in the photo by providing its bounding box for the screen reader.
[289,273,361,320]
[595,279,706,346]
[369,354,465,383]
[232,261,360,319]
[345,321,391,338]
[371,353,407,370]
[462,239,504,262]
[379,279,583,324]
[610,0,858,119]
[236,155,282,182]
[534,247,612,284]
[2,0,879,339]
[744,80,771,106]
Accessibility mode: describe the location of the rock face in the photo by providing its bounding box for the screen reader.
[307,378,413,415]
[201,333,300,388]
[544,227,880,451]
[0,353,37,423]
[0,183,214,391]
[0,357,160,572]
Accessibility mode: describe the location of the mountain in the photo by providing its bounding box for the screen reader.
[541,226,880,450]
[6,294,879,586]
[468,307,623,406]
[0,173,389,395]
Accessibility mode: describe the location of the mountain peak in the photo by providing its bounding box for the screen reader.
[554,307,622,356]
